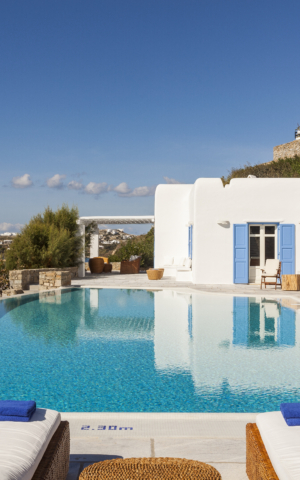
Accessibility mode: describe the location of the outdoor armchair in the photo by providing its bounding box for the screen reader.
[260,259,281,289]
[120,256,141,274]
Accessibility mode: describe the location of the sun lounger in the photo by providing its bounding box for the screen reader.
[246,411,300,479]
[0,408,69,480]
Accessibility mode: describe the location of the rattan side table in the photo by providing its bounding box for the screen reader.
[79,457,222,479]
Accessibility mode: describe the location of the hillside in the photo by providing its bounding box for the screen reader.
[97,228,149,257]
[222,155,300,185]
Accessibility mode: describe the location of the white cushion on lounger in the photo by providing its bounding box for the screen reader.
[174,257,184,266]
[0,408,61,480]
[164,256,173,265]
[257,411,300,480]
[184,258,192,268]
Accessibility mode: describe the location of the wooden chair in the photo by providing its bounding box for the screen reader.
[260,260,281,289]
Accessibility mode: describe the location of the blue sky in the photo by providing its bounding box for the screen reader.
[1,0,299,234]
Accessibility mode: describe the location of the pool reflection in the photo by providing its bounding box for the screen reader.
[233,297,295,347]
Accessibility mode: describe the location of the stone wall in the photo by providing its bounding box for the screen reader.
[39,271,71,290]
[111,262,121,271]
[273,139,300,161]
[9,267,78,290]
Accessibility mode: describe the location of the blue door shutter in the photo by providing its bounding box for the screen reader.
[233,297,249,345]
[278,306,296,347]
[233,224,249,283]
[280,224,295,275]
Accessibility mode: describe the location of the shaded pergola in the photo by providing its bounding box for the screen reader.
[79,215,155,226]
[77,215,155,277]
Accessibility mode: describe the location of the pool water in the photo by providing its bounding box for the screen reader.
[0,288,299,412]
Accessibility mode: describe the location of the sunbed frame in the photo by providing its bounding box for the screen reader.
[246,423,279,480]
[32,421,70,480]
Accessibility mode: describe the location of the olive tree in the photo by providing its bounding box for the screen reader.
[6,205,84,270]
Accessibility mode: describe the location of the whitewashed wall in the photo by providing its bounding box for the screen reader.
[192,178,300,284]
[154,184,192,268]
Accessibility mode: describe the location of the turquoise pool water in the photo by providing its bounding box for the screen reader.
[0,288,299,412]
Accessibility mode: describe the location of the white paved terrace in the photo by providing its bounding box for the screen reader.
[72,271,300,300]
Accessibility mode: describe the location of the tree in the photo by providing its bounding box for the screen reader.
[109,227,154,269]
[6,205,83,270]
[0,260,9,290]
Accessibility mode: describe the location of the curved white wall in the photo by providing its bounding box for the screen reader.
[154,184,192,268]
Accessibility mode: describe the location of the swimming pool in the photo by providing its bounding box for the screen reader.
[0,288,299,412]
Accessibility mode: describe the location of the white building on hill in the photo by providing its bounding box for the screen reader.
[154,177,300,284]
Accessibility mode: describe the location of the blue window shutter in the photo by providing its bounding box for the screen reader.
[233,224,249,283]
[188,225,193,259]
[233,297,249,345]
[280,224,295,275]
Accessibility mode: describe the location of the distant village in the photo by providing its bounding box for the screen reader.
[0,232,17,245]
[0,233,17,260]
[98,228,136,256]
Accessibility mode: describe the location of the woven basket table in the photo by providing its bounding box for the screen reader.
[147,269,164,280]
[79,457,222,479]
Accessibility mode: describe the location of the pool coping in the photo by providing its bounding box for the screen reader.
[2,284,300,304]
[61,411,258,439]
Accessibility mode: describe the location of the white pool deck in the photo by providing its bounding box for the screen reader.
[62,272,300,479]
[63,411,256,479]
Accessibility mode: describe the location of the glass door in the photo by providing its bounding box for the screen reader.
[249,225,277,283]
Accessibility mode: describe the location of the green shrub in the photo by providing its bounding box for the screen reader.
[109,227,154,269]
[0,260,9,290]
[221,156,300,185]
[6,205,83,270]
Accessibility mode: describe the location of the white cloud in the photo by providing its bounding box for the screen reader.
[114,182,132,195]
[84,182,108,195]
[114,183,156,197]
[130,185,156,196]
[68,180,84,190]
[0,222,23,232]
[47,174,66,189]
[12,174,33,189]
[164,176,181,184]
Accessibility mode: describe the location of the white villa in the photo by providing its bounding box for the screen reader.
[79,177,299,285]
[154,177,299,284]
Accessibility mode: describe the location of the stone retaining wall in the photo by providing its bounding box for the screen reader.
[273,139,300,161]
[9,267,78,290]
[39,271,71,290]
[111,262,121,271]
